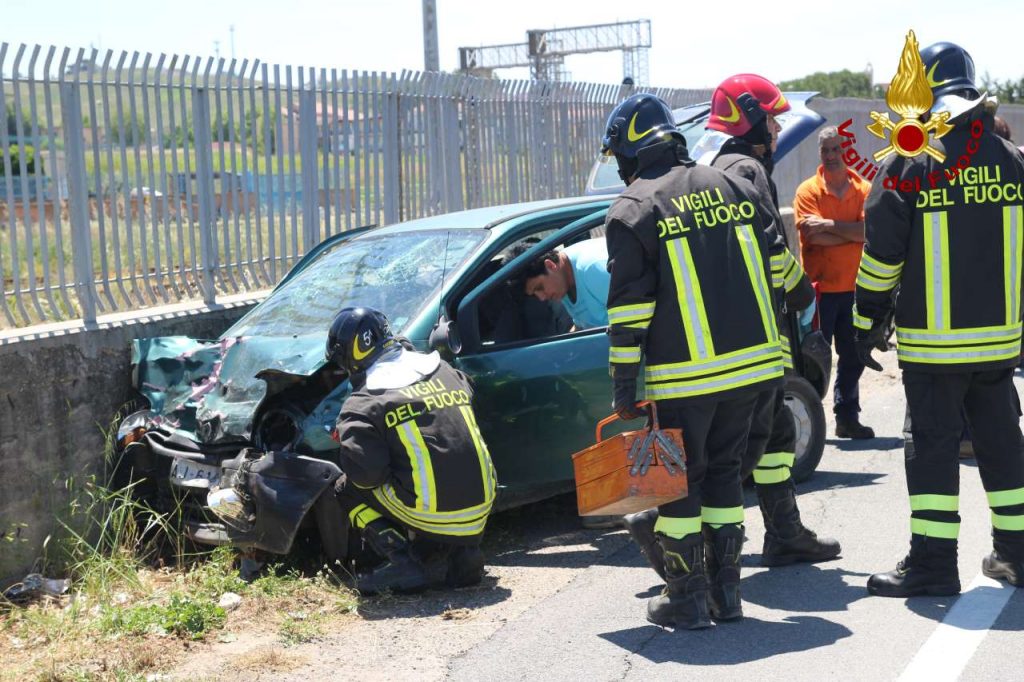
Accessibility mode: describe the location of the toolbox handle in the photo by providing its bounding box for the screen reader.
[595,401,659,443]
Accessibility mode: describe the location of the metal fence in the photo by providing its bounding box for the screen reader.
[0,42,710,329]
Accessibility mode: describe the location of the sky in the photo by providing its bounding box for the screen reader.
[4,0,1021,89]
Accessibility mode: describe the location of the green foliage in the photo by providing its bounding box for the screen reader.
[0,144,42,176]
[980,71,1024,104]
[99,594,226,640]
[780,69,879,99]
[5,102,33,136]
[109,115,148,146]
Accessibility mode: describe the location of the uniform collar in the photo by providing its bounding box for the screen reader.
[365,348,441,390]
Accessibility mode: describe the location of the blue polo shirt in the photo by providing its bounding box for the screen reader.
[562,239,611,329]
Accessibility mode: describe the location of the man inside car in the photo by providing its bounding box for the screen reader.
[511,238,611,330]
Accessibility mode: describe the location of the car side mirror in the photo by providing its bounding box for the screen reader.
[429,316,461,359]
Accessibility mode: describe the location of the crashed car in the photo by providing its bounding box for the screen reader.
[117,95,830,563]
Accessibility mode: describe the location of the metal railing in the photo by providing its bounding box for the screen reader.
[0,41,710,328]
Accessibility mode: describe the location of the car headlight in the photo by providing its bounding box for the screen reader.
[116,409,153,449]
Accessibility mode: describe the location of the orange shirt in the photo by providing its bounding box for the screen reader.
[793,166,871,293]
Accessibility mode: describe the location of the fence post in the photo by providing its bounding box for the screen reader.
[191,87,217,305]
[298,86,320,252]
[59,81,98,325]
[381,76,400,225]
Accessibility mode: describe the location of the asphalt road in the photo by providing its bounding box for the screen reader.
[442,351,1024,682]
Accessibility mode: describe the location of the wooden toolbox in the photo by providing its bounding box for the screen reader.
[571,401,688,516]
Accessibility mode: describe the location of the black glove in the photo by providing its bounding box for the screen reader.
[855,323,888,372]
[613,376,645,420]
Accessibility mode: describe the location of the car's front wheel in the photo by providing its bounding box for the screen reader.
[784,375,826,483]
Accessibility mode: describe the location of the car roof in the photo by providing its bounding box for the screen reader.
[364,195,612,236]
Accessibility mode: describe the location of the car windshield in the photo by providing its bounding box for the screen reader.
[227,229,486,338]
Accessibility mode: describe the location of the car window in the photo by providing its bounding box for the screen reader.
[226,229,486,338]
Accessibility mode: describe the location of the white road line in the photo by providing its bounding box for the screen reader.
[898,573,1015,682]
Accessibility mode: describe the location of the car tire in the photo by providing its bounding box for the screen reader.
[784,375,826,483]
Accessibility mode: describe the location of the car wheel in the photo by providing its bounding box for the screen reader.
[784,375,826,483]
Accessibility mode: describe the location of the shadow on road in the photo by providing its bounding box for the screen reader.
[792,470,887,495]
[825,436,904,452]
[740,565,872,612]
[598,615,852,664]
[356,579,513,621]
[903,582,1024,630]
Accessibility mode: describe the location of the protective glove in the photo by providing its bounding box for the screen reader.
[855,323,888,372]
[613,376,645,420]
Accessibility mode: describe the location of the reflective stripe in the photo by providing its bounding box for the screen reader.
[911,518,960,539]
[897,342,1021,364]
[860,251,904,278]
[646,342,781,381]
[348,504,382,529]
[654,515,702,539]
[988,486,1024,508]
[625,319,651,330]
[460,406,497,503]
[702,506,745,525]
[609,345,642,364]
[758,452,795,468]
[857,251,902,292]
[1005,205,1023,325]
[852,305,873,331]
[910,494,959,512]
[923,211,951,330]
[666,237,715,360]
[736,225,778,343]
[397,420,436,512]
[992,513,1024,531]
[753,467,792,484]
[771,250,803,292]
[608,301,656,326]
[781,333,793,369]
[647,360,784,400]
[897,323,1022,344]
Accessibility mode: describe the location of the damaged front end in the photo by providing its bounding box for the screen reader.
[117,333,352,561]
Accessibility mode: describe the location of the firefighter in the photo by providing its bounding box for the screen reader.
[603,93,786,628]
[855,41,1024,596]
[706,74,841,566]
[623,76,841,580]
[326,307,497,594]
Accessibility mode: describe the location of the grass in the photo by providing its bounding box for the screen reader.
[0,416,359,681]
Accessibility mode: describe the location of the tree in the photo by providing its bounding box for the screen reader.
[979,71,1024,104]
[0,145,43,176]
[779,69,876,99]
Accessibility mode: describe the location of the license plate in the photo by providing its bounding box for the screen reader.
[169,458,221,489]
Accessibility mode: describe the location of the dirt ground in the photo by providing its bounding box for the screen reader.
[163,494,627,682]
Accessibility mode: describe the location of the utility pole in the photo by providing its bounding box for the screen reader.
[230,24,236,61]
[422,0,439,72]
[214,40,220,61]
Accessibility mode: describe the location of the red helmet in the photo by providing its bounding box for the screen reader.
[707,74,790,137]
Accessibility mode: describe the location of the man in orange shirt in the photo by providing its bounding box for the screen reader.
[794,126,875,439]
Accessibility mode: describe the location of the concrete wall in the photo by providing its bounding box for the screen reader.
[0,293,266,586]
[773,98,1024,208]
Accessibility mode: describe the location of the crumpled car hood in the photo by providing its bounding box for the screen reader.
[132,333,327,443]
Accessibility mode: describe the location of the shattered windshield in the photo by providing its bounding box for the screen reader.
[227,229,486,338]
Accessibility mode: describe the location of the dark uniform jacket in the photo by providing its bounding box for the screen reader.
[854,108,1024,372]
[605,149,785,402]
[712,143,815,369]
[336,360,497,539]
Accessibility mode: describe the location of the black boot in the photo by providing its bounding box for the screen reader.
[982,532,1024,587]
[356,520,441,595]
[867,535,961,597]
[704,524,744,621]
[835,415,875,439]
[446,545,486,588]
[759,480,841,567]
[646,533,713,629]
[623,509,666,581]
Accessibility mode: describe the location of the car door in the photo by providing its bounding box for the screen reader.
[451,211,615,502]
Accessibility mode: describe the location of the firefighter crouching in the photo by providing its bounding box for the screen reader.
[326,307,497,594]
[602,93,787,628]
[855,40,1024,596]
